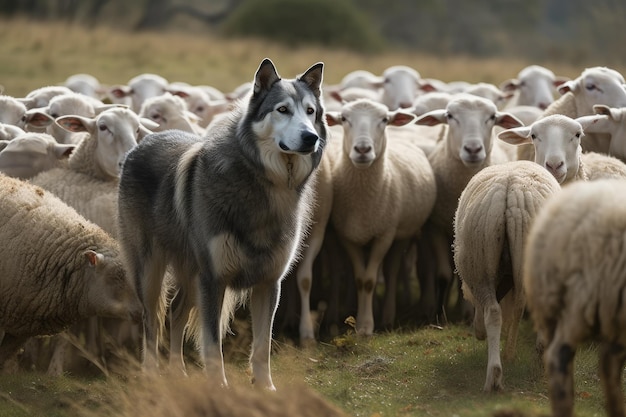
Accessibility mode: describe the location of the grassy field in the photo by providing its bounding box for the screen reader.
[0,17,621,417]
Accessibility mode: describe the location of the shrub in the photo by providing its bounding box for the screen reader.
[221,0,385,53]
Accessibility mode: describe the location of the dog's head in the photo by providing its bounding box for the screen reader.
[248,58,326,155]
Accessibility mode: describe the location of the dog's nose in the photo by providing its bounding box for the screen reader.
[301,132,319,147]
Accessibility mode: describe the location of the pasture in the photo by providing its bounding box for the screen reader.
[0,18,620,416]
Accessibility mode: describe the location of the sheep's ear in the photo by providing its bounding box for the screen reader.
[140,117,160,131]
[557,80,577,95]
[84,250,104,267]
[388,110,416,127]
[497,126,533,145]
[575,114,611,134]
[108,85,132,99]
[56,115,94,133]
[253,58,280,96]
[415,109,447,126]
[418,80,439,93]
[553,76,570,89]
[325,111,342,127]
[0,140,9,152]
[54,143,76,159]
[299,62,324,98]
[593,104,624,121]
[499,78,520,92]
[495,112,524,129]
[23,110,55,129]
[329,90,344,104]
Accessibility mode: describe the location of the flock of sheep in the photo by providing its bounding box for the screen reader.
[1,62,626,417]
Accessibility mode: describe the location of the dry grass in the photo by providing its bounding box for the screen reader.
[2,18,623,99]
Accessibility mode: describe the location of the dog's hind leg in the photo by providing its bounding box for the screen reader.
[197,271,228,387]
[139,253,168,371]
[249,279,281,391]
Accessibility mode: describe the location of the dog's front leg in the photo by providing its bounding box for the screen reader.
[198,273,228,387]
[249,279,281,391]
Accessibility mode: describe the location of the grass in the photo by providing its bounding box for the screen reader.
[0,17,621,417]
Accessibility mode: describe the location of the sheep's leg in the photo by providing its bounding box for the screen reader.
[0,333,28,373]
[544,327,578,417]
[483,298,504,392]
[295,221,327,343]
[381,239,411,330]
[341,241,370,334]
[362,235,395,335]
[249,279,281,391]
[169,286,194,375]
[599,341,626,417]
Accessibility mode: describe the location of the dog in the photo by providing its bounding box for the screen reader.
[117,58,326,390]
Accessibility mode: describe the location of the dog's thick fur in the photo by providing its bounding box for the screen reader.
[117,58,326,389]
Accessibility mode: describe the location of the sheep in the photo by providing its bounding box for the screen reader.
[18,85,73,110]
[29,107,156,236]
[138,92,205,134]
[413,94,523,321]
[63,73,106,100]
[523,178,626,417]
[498,114,626,185]
[167,83,232,128]
[23,92,110,144]
[464,82,514,109]
[0,95,28,128]
[0,122,25,141]
[380,65,422,110]
[517,66,626,161]
[500,64,568,110]
[575,104,626,162]
[326,98,437,335]
[411,91,453,116]
[107,73,170,113]
[0,172,142,371]
[453,160,561,392]
[0,132,75,180]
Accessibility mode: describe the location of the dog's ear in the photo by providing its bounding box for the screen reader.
[253,58,281,96]
[299,62,324,98]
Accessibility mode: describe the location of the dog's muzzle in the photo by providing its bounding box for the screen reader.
[279,132,320,154]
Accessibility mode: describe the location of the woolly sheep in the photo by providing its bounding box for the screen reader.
[500,64,568,110]
[413,94,523,319]
[326,98,437,335]
[63,73,106,99]
[464,82,513,109]
[0,132,75,180]
[380,65,422,110]
[23,92,109,144]
[138,92,205,134]
[0,173,142,371]
[576,104,626,162]
[0,95,28,128]
[498,114,626,185]
[453,160,561,392]
[29,107,157,236]
[19,85,73,110]
[168,83,231,128]
[108,73,170,113]
[524,178,626,417]
[517,66,626,160]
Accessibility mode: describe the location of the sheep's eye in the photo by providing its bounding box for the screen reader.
[307,107,315,115]
[99,124,107,132]
[196,106,204,113]
[489,114,496,121]
[531,134,537,140]
[277,106,288,113]
[21,115,26,121]
[585,83,597,91]
[446,112,453,120]
[51,113,59,119]
[575,132,582,138]
[382,117,389,124]
[341,115,347,122]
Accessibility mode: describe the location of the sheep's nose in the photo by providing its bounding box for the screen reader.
[398,101,412,109]
[354,144,372,155]
[463,143,483,155]
[538,102,549,110]
[545,161,564,172]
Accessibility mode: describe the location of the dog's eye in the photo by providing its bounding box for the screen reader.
[307,107,315,115]
[277,106,288,113]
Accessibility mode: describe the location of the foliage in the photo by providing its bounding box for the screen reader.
[218,0,386,53]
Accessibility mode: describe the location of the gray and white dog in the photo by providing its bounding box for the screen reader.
[117,58,326,390]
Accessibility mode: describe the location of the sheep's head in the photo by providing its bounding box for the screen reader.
[326,98,415,169]
[558,66,626,114]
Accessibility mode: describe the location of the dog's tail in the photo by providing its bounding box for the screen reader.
[184,287,249,347]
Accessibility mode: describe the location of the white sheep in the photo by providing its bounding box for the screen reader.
[380,65,422,110]
[498,114,626,185]
[326,98,437,335]
[63,73,106,100]
[23,92,110,144]
[0,95,28,128]
[167,83,231,128]
[575,104,626,162]
[18,85,73,109]
[0,122,25,141]
[524,178,626,417]
[413,94,523,320]
[517,66,626,160]
[0,172,142,372]
[107,73,170,113]
[29,107,156,236]
[0,132,75,180]
[138,92,205,134]
[453,160,561,392]
[500,64,568,110]
[464,82,514,109]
